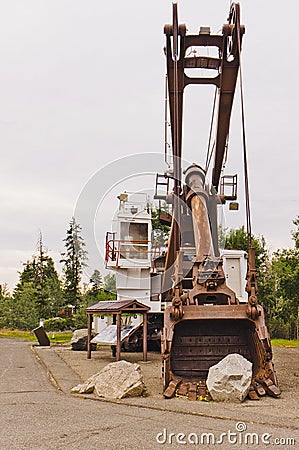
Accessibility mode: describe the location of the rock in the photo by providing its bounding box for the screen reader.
[206,353,252,402]
[71,360,146,399]
[94,361,146,399]
[71,373,99,394]
[70,329,96,351]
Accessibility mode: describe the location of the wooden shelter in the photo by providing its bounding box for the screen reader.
[86,299,150,361]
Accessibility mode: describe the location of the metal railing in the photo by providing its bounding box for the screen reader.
[105,232,163,267]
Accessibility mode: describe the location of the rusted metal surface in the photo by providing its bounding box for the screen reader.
[164,3,244,195]
[246,246,260,319]
[161,3,280,401]
[186,165,214,261]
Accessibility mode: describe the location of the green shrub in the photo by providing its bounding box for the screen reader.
[43,317,75,332]
[269,317,291,339]
[71,311,87,329]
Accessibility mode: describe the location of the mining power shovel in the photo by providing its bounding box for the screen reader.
[157,3,280,401]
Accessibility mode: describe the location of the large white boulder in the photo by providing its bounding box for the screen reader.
[71,360,146,399]
[206,353,252,402]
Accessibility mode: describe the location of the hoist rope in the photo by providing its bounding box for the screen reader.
[164,75,171,168]
[206,141,215,175]
[236,13,252,246]
[205,87,218,173]
[172,3,180,183]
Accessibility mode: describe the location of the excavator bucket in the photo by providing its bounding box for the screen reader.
[162,304,280,400]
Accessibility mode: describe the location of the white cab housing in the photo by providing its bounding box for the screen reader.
[105,193,161,312]
[222,249,247,303]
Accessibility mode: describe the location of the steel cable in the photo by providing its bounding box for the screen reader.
[236,10,252,246]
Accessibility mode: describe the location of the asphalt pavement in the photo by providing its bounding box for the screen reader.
[0,338,298,449]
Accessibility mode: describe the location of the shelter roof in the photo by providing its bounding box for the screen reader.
[86,299,150,314]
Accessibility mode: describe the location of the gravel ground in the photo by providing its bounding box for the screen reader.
[54,345,299,397]
[52,344,299,429]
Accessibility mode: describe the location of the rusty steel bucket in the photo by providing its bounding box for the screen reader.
[162,304,280,400]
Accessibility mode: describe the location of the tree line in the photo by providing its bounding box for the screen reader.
[0,215,298,339]
[153,206,299,340]
[225,218,299,340]
[0,217,116,331]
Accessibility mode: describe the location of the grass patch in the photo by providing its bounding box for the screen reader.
[271,339,299,347]
[0,329,36,341]
[2,329,297,348]
[0,328,72,344]
[48,332,72,343]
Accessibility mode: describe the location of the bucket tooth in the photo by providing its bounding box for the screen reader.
[164,378,182,399]
[188,382,197,401]
[176,382,189,397]
[260,378,281,398]
[248,384,260,400]
[198,380,211,401]
[254,382,266,397]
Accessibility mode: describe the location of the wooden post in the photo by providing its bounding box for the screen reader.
[87,313,92,359]
[143,312,147,362]
[116,312,121,361]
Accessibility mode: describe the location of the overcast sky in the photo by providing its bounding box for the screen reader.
[0,0,298,290]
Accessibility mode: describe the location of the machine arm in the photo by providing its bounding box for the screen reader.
[164,2,245,192]
[212,3,244,190]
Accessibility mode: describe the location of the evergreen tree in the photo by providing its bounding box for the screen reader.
[0,283,10,299]
[291,215,299,249]
[224,220,299,340]
[60,217,88,308]
[104,273,116,294]
[14,233,63,320]
[263,219,299,339]
[0,284,13,328]
[38,257,64,317]
[89,269,104,296]
[224,226,273,326]
[151,203,171,246]
[81,271,115,309]
[224,225,268,270]
[11,282,39,330]
[263,248,299,340]
[0,279,40,330]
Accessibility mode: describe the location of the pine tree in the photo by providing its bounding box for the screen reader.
[104,273,116,294]
[0,283,10,298]
[12,283,39,330]
[224,225,268,269]
[13,233,63,320]
[90,269,104,295]
[0,284,13,328]
[151,203,171,246]
[60,217,88,308]
[291,215,299,249]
